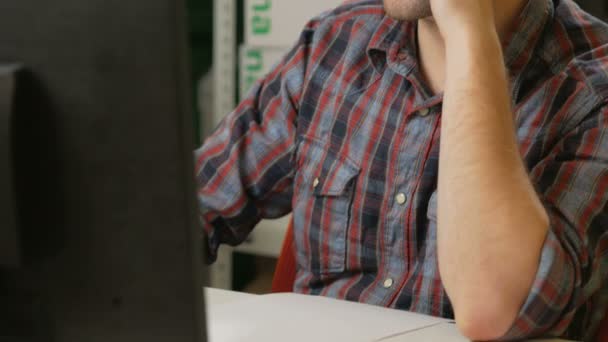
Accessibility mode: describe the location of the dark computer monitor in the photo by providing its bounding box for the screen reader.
[0,1,207,341]
[0,65,21,270]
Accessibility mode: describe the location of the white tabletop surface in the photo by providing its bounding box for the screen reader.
[204,287,255,307]
[203,288,575,342]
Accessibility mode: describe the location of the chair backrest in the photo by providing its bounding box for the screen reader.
[271,220,297,293]
[598,314,608,342]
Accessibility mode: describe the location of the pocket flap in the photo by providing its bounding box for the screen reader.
[297,136,361,197]
[314,158,360,196]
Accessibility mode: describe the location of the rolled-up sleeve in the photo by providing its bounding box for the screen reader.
[502,104,608,339]
[194,23,317,262]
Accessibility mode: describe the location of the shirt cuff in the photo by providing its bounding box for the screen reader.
[501,228,575,339]
[201,214,220,264]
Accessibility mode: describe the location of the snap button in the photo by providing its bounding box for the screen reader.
[396,193,407,205]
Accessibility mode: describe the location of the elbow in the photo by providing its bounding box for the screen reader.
[453,299,519,341]
[443,270,529,340]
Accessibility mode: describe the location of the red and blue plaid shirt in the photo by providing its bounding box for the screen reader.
[196,0,608,339]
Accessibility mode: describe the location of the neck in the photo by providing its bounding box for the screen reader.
[417,0,527,95]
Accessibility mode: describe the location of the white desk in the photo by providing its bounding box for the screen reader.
[205,287,255,307]
[204,288,574,342]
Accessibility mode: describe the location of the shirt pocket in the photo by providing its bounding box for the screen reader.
[292,136,360,276]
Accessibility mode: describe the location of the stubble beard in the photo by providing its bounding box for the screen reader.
[383,0,433,21]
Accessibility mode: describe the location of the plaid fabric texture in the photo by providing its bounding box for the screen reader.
[195,0,608,339]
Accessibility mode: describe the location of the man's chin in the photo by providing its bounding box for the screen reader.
[383,0,433,21]
[386,13,433,21]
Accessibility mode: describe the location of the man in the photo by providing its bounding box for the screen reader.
[195,0,608,339]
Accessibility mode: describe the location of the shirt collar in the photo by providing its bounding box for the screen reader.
[503,0,553,77]
[367,15,416,75]
[366,0,553,78]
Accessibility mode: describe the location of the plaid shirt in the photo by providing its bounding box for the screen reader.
[195,0,608,339]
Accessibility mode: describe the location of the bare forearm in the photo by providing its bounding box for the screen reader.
[437,30,550,338]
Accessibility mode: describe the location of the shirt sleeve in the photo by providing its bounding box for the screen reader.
[502,104,608,339]
[194,25,316,262]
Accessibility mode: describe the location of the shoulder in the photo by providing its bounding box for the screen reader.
[539,1,608,105]
[300,0,387,43]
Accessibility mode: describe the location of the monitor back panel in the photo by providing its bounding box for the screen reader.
[0,1,206,341]
[0,65,22,269]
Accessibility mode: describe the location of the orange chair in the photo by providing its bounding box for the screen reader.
[271,220,297,293]
[599,316,608,342]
